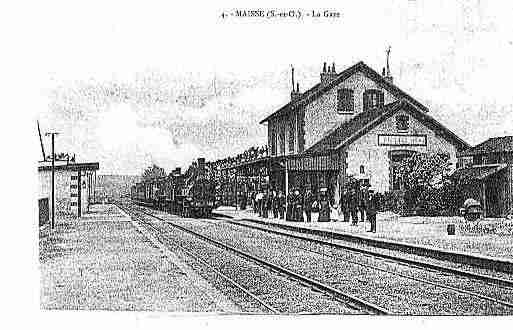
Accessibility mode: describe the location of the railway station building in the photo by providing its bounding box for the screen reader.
[226,60,469,207]
[38,160,99,223]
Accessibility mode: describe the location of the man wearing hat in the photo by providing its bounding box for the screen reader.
[340,188,350,222]
[348,189,359,225]
[262,189,269,218]
[286,189,294,221]
[277,190,286,219]
[318,187,331,222]
[303,186,315,223]
[366,189,379,233]
[292,188,303,222]
[271,188,279,218]
[359,184,369,223]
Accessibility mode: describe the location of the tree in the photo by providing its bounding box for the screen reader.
[396,152,454,215]
[141,164,166,181]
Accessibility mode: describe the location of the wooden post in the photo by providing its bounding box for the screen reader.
[51,134,55,229]
[234,169,238,210]
[285,160,289,220]
[77,170,82,218]
[481,181,487,218]
[94,171,97,204]
[45,132,60,229]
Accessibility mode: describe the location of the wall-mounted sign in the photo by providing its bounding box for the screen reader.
[378,134,427,146]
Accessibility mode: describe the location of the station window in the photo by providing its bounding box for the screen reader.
[363,89,384,111]
[337,88,354,113]
[278,125,286,155]
[70,202,77,206]
[288,117,296,152]
[70,184,78,189]
[396,115,409,131]
[71,175,78,180]
[360,165,365,174]
[270,127,277,156]
[70,193,78,197]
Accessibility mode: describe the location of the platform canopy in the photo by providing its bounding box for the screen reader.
[285,153,341,171]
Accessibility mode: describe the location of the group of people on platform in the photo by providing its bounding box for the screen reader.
[244,184,381,233]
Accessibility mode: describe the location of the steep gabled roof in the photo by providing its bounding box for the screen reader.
[458,136,513,157]
[260,61,429,124]
[305,99,469,155]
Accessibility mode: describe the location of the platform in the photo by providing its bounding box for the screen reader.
[39,203,240,312]
[215,206,513,272]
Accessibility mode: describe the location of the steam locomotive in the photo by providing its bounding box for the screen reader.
[130,158,216,217]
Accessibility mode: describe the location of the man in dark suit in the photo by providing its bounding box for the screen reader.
[318,187,331,222]
[340,189,350,222]
[262,190,269,218]
[359,185,369,223]
[366,189,379,233]
[303,187,315,222]
[277,190,285,219]
[349,189,359,225]
[271,189,279,218]
[286,190,294,221]
[293,189,303,222]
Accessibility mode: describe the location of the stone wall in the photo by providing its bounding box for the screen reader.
[304,71,397,150]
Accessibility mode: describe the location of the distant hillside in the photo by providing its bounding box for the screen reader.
[95,175,141,201]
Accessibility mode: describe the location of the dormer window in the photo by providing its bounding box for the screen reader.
[363,89,384,111]
[396,115,409,131]
[337,88,354,113]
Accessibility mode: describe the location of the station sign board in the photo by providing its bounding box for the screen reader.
[377,134,427,147]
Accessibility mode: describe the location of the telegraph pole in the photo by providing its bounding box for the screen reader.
[45,132,59,229]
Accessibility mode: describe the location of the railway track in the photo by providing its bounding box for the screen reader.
[214,219,513,308]
[143,205,513,314]
[119,203,388,314]
[127,203,513,314]
[221,218,513,288]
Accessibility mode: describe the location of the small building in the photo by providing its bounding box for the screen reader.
[454,136,513,217]
[38,160,99,222]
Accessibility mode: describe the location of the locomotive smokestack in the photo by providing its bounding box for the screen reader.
[197,157,205,170]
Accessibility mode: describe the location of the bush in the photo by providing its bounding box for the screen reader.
[380,191,406,215]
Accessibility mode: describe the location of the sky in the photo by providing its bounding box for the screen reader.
[25,1,513,175]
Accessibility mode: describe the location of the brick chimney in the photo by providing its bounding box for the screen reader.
[320,62,337,86]
[384,46,393,84]
[290,66,301,101]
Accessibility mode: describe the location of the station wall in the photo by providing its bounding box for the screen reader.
[344,109,459,193]
[39,169,91,218]
[304,71,397,150]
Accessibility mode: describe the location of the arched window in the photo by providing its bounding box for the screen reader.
[337,88,354,113]
[363,89,384,111]
[360,165,365,174]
